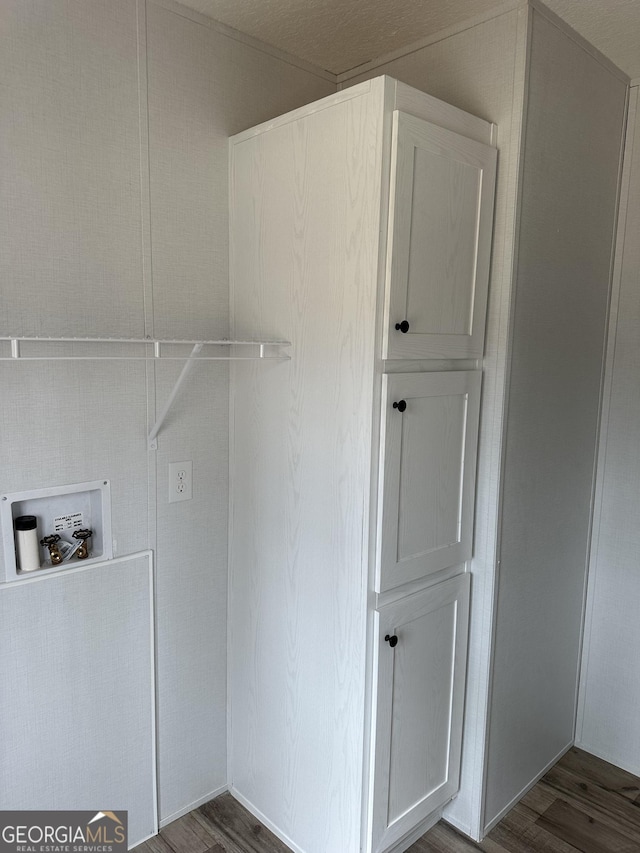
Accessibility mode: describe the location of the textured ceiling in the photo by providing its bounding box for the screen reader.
[180,0,508,74]
[180,0,640,78]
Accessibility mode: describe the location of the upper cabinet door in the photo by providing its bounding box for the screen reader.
[383,111,497,360]
[376,371,481,592]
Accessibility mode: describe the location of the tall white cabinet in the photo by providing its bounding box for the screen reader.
[229,76,496,853]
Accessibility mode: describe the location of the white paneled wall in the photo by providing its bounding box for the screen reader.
[0,555,156,846]
[0,0,334,824]
[484,10,627,828]
[577,87,640,776]
[0,361,150,559]
[145,2,334,821]
[0,0,146,338]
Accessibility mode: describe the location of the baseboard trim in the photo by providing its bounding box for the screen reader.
[574,740,640,779]
[442,811,473,841]
[482,741,573,835]
[129,828,159,850]
[381,809,442,853]
[229,788,306,853]
[159,785,229,828]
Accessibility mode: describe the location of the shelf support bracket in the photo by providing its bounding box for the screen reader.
[148,343,203,450]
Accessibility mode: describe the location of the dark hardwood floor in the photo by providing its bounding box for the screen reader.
[134,748,640,853]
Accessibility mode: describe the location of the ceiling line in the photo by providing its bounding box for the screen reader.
[336,0,524,83]
[150,0,337,82]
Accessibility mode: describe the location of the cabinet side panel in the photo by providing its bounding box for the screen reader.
[484,10,627,826]
[229,94,382,853]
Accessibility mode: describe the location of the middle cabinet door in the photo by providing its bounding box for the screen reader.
[376,371,481,592]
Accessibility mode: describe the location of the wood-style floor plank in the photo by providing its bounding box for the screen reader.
[484,803,581,853]
[190,811,250,853]
[198,794,290,853]
[536,798,639,853]
[539,765,640,841]
[518,783,557,818]
[160,812,228,853]
[132,749,640,853]
[408,821,484,851]
[559,749,640,802]
[134,834,177,853]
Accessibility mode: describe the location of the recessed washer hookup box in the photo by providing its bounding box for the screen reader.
[0,480,112,582]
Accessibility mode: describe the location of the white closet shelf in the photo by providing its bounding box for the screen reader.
[0,336,290,450]
[0,336,290,360]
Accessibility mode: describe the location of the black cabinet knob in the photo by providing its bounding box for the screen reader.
[385,634,398,648]
[395,320,410,333]
[393,400,407,413]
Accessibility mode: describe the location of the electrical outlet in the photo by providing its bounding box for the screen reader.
[168,460,193,503]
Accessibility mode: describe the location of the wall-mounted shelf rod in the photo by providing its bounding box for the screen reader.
[0,336,290,361]
[0,336,290,450]
[147,338,290,450]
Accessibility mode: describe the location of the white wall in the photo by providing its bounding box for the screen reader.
[0,554,156,846]
[484,8,627,828]
[342,8,528,838]
[0,0,334,824]
[145,1,334,822]
[576,85,640,775]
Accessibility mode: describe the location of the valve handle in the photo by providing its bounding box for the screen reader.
[72,528,93,541]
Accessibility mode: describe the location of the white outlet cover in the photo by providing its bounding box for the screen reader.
[168,460,193,503]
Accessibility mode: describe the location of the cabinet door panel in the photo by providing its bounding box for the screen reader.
[377,371,481,592]
[370,574,470,853]
[388,601,454,823]
[384,111,496,360]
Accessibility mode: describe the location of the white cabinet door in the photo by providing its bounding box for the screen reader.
[376,371,481,592]
[383,111,497,360]
[370,574,470,853]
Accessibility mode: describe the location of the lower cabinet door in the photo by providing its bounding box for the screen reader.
[370,573,470,853]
